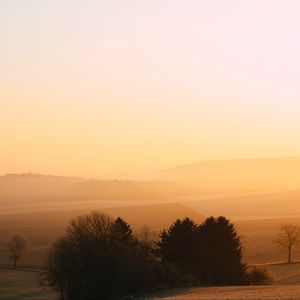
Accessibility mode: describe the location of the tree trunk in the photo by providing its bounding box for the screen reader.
[288,246,292,263]
[60,288,65,300]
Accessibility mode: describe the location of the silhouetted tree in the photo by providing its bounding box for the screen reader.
[275,224,300,263]
[43,211,164,300]
[158,218,199,274]
[44,212,252,299]
[111,217,132,243]
[7,235,27,268]
[43,237,75,300]
[199,216,246,284]
[138,225,157,251]
[158,216,246,284]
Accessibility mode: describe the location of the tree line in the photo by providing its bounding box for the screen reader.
[40,211,271,300]
[4,212,300,299]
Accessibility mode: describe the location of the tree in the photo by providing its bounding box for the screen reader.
[157,218,199,274]
[44,212,251,298]
[43,237,74,300]
[275,224,300,263]
[157,216,247,285]
[137,225,157,250]
[43,211,164,300]
[111,217,133,243]
[198,216,246,284]
[59,211,115,299]
[7,235,27,268]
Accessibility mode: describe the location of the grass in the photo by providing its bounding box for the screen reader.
[0,268,57,300]
[155,285,300,299]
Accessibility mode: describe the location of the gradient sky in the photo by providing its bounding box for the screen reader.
[1,0,300,177]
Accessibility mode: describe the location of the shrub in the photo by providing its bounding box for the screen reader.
[246,267,273,285]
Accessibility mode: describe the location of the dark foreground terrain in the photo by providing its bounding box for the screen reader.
[2,262,300,300]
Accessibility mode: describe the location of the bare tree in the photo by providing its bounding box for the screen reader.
[275,224,300,263]
[7,235,27,268]
[137,225,157,249]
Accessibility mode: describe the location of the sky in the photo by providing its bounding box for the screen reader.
[1,0,300,178]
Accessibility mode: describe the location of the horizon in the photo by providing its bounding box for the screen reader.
[2,154,300,179]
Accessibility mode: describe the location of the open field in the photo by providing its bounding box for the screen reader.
[0,268,57,300]
[153,263,300,299]
[156,285,300,299]
[2,206,300,267]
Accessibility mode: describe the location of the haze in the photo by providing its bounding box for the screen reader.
[3,2,300,299]
[2,0,300,177]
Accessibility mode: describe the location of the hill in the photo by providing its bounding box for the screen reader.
[0,174,192,215]
[185,189,300,220]
[162,156,300,193]
[3,167,300,220]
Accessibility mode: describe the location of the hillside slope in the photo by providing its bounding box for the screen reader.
[162,157,300,193]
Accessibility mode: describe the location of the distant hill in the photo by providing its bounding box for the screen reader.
[0,174,193,214]
[162,156,300,193]
[185,188,300,220]
[3,156,300,218]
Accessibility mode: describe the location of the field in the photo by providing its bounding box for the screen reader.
[149,263,300,299]
[156,285,300,299]
[2,207,300,267]
[0,268,57,300]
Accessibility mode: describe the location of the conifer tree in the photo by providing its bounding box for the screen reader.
[199,216,246,284]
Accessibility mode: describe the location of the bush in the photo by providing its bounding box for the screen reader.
[246,267,273,285]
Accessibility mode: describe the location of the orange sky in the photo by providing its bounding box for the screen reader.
[1,1,300,177]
